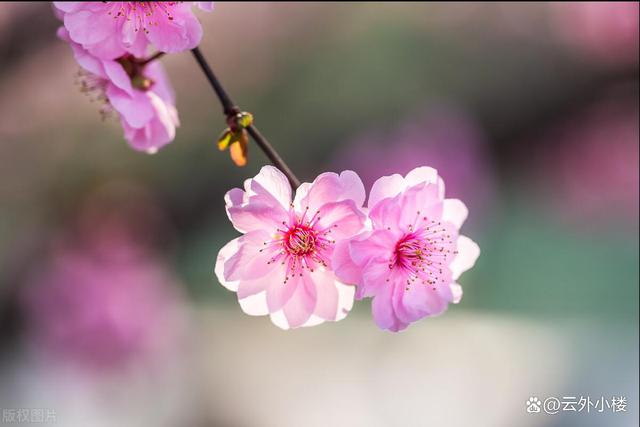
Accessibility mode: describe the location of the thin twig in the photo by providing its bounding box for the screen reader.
[190,47,301,188]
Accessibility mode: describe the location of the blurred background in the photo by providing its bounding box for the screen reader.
[0,2,638,426]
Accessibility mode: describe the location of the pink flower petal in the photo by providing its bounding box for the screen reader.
[214,237,240,291]
[405,166,439,188]
[53,2,84,13]
[359,257,394,299]
[295,170,365,213]
[248,165,292,209]
[368,173,405,209]
[349,230,396,267]
[396,183,443,229]
[103,60,134,96]
[266,274,300,314]
[307,269,339,320]
[450,235,480,280]
[372,283,407,332]
[349,230,397,266]
[442,198,469,229]
[64,9,114,47]
[236,259,288,300]
[145,62,176,104]
[335,281,355,321]
[146,4,202,53]
[239,292,270,316]
[85,35,127,62]
[226,199,287,234]
[449,282,463,304]
[107,87,155,128]
[314,200,366,240]
[282,275,317,328]
[331,238,363,285]
[224,188,245,208]
[223,231,280,282]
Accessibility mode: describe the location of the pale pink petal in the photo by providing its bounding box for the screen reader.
[281,274,317,328]
[103,60,134,96]
[227,200,287,234]
[236,254,289,300]
[307,270,339,321]
[335,281,355,321]
[396,183,443,229]
[372,283,407,332]
[449,283,463,304]
[450,235,480,280]
[146,5,202,53]
[368,194,402,231]
[314,200,366,240]
[145,61,176,104]
[214,237,240,291]
[64,9,114,47]
[405,166,445,199]
[123,30,149,58]
[53,2,84,13]
[57,27,108,77]
[237,266,288,316]
[442,198,469,229]
[121,92,178,152]
[107,87,155,128]
[248,165,292,209]
[332,238,363,285]
[223,231,280,282]
[368,173,405,209]
[266,274,311,324]
[295,170,366,213]
[349,229,396,266]
[359,257,393,299]
[239,292,269,316]
[398,284,447,320]
[270,310,289,329]
[224,188,245,208]
[266,274,299,312]
[85,35,127,61]
[301,315,325,328]
[292,182,311,211]
[404,166,439,187]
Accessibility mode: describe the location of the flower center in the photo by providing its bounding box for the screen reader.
[284,225,317,256]
[387,219,456,291]
[395,234,427,266]
[259,207,337,284]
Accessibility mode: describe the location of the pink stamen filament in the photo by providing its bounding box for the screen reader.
[260,207,336,284]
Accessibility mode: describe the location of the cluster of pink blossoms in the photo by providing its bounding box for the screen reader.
[54,2,213,152]
[53,3,480,333]
[216,166,480,332]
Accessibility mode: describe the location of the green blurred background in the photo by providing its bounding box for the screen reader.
[0,2,638,427]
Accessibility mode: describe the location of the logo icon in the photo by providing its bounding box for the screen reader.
[526,397,542,413]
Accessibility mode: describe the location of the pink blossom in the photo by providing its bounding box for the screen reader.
[53,2,214,60]
[21,242,186,371]
[215,166,367,329]
[59,27,179,152]
[333,167,480,332]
